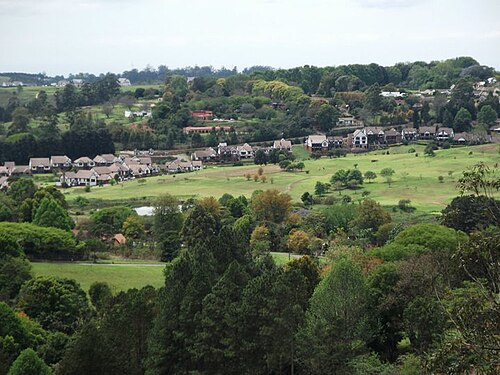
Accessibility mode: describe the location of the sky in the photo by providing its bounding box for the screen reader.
[0,0,499,76]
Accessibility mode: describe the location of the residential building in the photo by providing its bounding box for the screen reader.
[365,127,385,144]
[29,158,51,173]
[385,129,402,144]
[237,143,254,159]
[305,135,329,152]
[74,157,95,169]
[402,127,418,141]
[273,138,292,151]
[351,129,368,149]
[191,110,214,120]
[192,148,217,162]
[436,127,454,141]
[419,126,436,140]
[118,78,131,86]
[50,156,72,169]
[182,126,232,134]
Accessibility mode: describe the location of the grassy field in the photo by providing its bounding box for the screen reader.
[61,143,499,213]
[32,262,165,293]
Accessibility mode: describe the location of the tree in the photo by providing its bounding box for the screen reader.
[32,197,74,231]
[301,192,314,206]
[0,253,32,303]
[251,190,292,224]
[477,104,497,126]
[7,349,51,375]
[315,104,339,132]
[364,83,382,113]
[88,282,112,312]
[352,198,391,233]
[90,206,136,237]
[250,224,271,254]
[441,195,500,233]
[380,168,395,186]
[122,215,145,239]
[17,277,89,334]
[7,179,36,204]
[287,229,310,254]
[9,108,30,134]
[152,194,183,261]
[298,257,372,374]
[254,149,268,165]
[364,171,377,183]
[314,181,329,196]
[453,107,472,132]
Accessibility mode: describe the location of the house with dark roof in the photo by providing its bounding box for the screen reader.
[192,148,217,162]
[419,126,436,140]
[385,129,402,144]
[402,127,418,141]
[436,127,454,141]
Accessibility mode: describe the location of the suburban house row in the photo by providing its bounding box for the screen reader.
[305,126,488,153]
[191,138,293,163]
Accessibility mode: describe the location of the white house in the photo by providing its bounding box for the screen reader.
[118,78,131,86]
[273,138,292,151]
[351,129,368,148]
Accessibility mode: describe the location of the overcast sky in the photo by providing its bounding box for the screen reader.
[0,0,499,76]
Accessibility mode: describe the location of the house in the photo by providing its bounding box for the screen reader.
[380,91,405,98]
[0,176,9,189]
[351,129,368,149]
[218,143,239,162]
[93,154,118,166]
[337,116,361,127]
[0,166,11,176]
[29,158,51,173]
[385,129,402,144]
[124,110,151,118]
[419,126,436,140]
[112,233,127,246]
[60,170,95,186]
[108,162,131,180]
[50,155,72,169]
[118,78,131,86]
[436,127,454,141]
[305,135,329,152]
[72,79,83,87]
[273,138,292,151]
[453,132,473,144]
[182,126,232,134]
[402,127,418,141]
[191,110,214,120]
[10,166,30,175]
[327,136,345,149]
[166,159,203,173]
[129,164,152,178]
[74,156,95,169]
[364,127,385,144]
[237,143,254,159]
[192,148,217,162]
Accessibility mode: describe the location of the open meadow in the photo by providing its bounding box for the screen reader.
[31,262,166,293]
[62,143,500,213]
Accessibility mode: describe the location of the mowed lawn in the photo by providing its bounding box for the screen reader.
[32,262,166,293]
[62,143,499,213]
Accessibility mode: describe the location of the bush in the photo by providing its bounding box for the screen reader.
[0,222,79,260]
[408,148,415,153]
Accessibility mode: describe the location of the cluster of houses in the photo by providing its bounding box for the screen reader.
[0,154,161,188]
[191,138,293,163]
[305,125,486,153]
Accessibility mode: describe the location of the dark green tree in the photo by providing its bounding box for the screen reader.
[17,277,89,334]
[7,348,51,375]
[32,197,74,231]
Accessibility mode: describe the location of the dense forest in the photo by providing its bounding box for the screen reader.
[0,161,499,374]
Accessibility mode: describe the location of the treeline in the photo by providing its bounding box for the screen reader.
[0,112,114,163]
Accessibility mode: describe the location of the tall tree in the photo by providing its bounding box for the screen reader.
[298,257,373,374]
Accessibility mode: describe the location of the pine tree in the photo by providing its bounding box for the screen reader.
[7,349,51,375]
[32,197,73,231]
